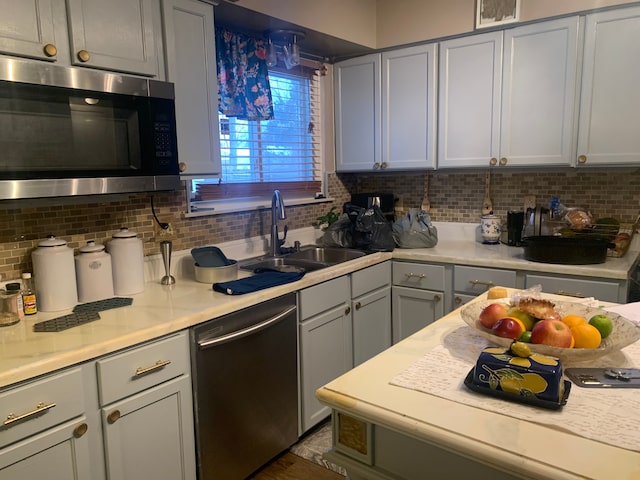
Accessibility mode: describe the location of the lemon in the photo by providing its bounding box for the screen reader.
[510,341,532,358]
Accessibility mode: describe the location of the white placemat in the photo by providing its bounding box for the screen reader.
[389,325,640,452]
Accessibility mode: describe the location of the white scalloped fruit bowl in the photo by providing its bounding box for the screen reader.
[461,299,640,363]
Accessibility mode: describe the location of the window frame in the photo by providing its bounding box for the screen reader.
[187,62,327,216]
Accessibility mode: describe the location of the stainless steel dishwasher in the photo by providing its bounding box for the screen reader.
[191,293,298,479]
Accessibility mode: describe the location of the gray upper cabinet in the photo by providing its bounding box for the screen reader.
[66,0,159,75]
[438,16,581,168]
[0,0,161,77]
[381,44,437,170]
[334,53,381,172]
[576,5,640,166]
[0,0,58,61]
[438,31,503,168]
[162,0,221,177]
[335,44,437,172]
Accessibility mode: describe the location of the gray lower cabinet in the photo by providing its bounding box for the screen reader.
[0,366,97,479]
[0,332,196,480]
[299,276,352,433]
[299,262,392,433]
[392,261,447,342]
[97,331,196,480]
[352,262,392,367]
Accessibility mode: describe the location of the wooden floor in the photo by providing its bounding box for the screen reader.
[250,452,345,480]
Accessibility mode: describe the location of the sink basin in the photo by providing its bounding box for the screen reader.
[287,247,367,263]
[240,247,367,273]
[240,256,328,273]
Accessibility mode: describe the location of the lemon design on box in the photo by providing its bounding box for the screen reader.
[472,342,564,404]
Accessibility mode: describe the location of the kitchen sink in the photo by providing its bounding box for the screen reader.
[240,246,368,273]
[286,247,367,263]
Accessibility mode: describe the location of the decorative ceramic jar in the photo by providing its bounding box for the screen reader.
[480,214,502,244]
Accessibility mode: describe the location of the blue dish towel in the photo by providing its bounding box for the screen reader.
[212,271,305,295]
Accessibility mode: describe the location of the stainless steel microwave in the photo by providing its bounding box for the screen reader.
[0,57,181,200]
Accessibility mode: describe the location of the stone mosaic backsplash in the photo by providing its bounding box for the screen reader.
[0,169,638,281]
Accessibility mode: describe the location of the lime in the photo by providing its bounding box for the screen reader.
[589,314,613,339]
[517,331,532,343]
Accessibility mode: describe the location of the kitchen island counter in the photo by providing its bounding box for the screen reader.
[316,291,640,480]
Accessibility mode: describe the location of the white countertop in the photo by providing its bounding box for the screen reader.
[1,222,638,390]
[317,291,640,480]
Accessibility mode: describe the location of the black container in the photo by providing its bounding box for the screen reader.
[522,236,612,265]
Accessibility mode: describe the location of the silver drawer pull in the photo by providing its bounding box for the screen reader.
[135,359,171,377]
[469,279,494,287]
[3,402,56,427]
[554,291,585,298]
[405,273,426,279]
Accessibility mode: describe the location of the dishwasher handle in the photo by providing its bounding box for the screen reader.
[197,305,296,349]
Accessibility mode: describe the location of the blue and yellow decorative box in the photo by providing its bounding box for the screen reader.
[464,345,571,409]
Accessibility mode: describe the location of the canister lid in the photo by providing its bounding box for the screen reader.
[37,235,68,247]
[79,240,106,253]
[5,282,21,292]
[112,227,138,239]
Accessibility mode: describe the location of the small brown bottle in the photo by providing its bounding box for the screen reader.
[21,272,37,315]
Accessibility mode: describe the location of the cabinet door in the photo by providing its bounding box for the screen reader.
[577,6,640,166]
[162,0,221,177]
[353,286,391,366]
[299,304,352,432]
[102,375,196,480]
[0,0,57,61]
[0,418,92,480]
[500,17,580,167]
[335,53,381,172]
[438,31,502,168]
[382,44,437,170]
[392,286,444,343]
[66,0,158,75]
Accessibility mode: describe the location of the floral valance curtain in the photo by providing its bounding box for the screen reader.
[216,27,274,121]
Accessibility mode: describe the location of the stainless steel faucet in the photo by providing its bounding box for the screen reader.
[270,189,287,256]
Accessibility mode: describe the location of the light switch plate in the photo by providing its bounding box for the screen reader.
[523,195,536,211]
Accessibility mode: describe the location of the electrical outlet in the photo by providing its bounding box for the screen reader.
[154,222,175,239]
[523,195,536,211]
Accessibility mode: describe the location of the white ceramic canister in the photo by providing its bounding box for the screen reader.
[108,228,145,295]
[75,241,114,303]
[32,236,78,312]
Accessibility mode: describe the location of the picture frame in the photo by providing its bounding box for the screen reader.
[475,0,520,29]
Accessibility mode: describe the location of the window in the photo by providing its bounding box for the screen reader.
[191,67,323,208]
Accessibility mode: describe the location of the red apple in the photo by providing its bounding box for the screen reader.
[492,317,525,339]
[479,303,509,329]
[530,319,573,347]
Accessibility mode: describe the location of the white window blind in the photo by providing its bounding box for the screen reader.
[193,67,323,202]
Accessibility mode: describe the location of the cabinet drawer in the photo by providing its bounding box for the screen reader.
[352,261,391,298]
[454,266,516,294]
[525,274,621,302]
[299,276,350,320]
[392,261,446,291]
[96,332,189,406]
[0,367,85,449]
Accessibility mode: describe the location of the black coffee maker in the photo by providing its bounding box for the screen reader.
[507,211,525,246]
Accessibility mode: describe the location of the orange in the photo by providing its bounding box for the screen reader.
[570,323,602,349]
[569,335,575,348]
[562,314,588,329]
